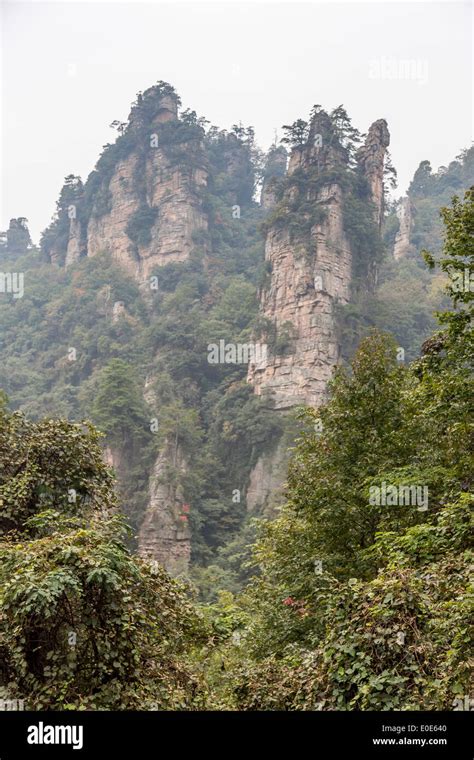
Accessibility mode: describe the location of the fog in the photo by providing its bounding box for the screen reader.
[1,0,472,241]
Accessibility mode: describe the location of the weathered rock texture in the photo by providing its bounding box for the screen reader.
[57,86,208,282]
[135,375,192,574]
[245,439,289,517]
[64,217,85,265]
[393,196,412,260]
[249,115,389,410]
[87,94,207,281]
[138,442,191,576]
[260,145,287,210]
[248,188,351,409]
[247,113,389,511]
[356,119,390,227]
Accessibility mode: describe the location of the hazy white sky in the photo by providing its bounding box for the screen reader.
[1,0,472,242]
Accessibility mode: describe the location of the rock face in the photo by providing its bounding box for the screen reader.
[245,439,289,516]
[58,86,208,282]
[260,145,287,210]
[86,91,208,281]
[356,119,390,227]
[65,217,85,266]
[248,184,351,409]
[111,300,126,323]
[86,157,208,282]
[247,112,389,510]
[249,114,391,410]
[393,196,412,260]
[86,153,142,277]
[3,218,32,256]
[138,443,191,576]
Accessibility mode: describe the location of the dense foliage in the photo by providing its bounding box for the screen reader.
[341,146,474,362]
[200,189,473,710]
[1,83,472,711]
[0,400,208,709]
[0,87,280,586]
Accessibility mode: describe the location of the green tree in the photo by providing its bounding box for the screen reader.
[91,359,151,450]
[5,218,31,255]
[0,403,208,709]
[409,160,434,197]
[281,119,309,149]
[229,190,473,709]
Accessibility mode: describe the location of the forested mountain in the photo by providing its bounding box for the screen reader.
[0,84,281,587]
[341,146,474,362]
[0,82,472,711]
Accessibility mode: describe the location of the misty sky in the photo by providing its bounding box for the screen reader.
[1,0,472,242]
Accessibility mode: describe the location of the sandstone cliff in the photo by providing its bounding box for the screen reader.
[246,111,390,509]
[356,119,390,228]
[42,86,213,574]
[393,196,412,260]
[48,84,209,282]
[249,113,389,410]
[137,442,191,576]
[260,145,287,210]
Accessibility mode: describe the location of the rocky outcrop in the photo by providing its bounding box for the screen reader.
[248,185,351,409]
[65,217,85,266]
[248,114,390,412]
[393,196,412,260]
[86,154,141,277]
[138,442,191,576]
[245,439,289,516]
[356,119,390,227]
[86,90,208,281]
[247,112,389,511]
[56,86,209,282]
[111,300,127,323]
[250,115,344,410]
[103,431,194,580]
[133,375,191,575]
[103,444,125,473]
[260,145,287,210]
[2,218,31,256]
